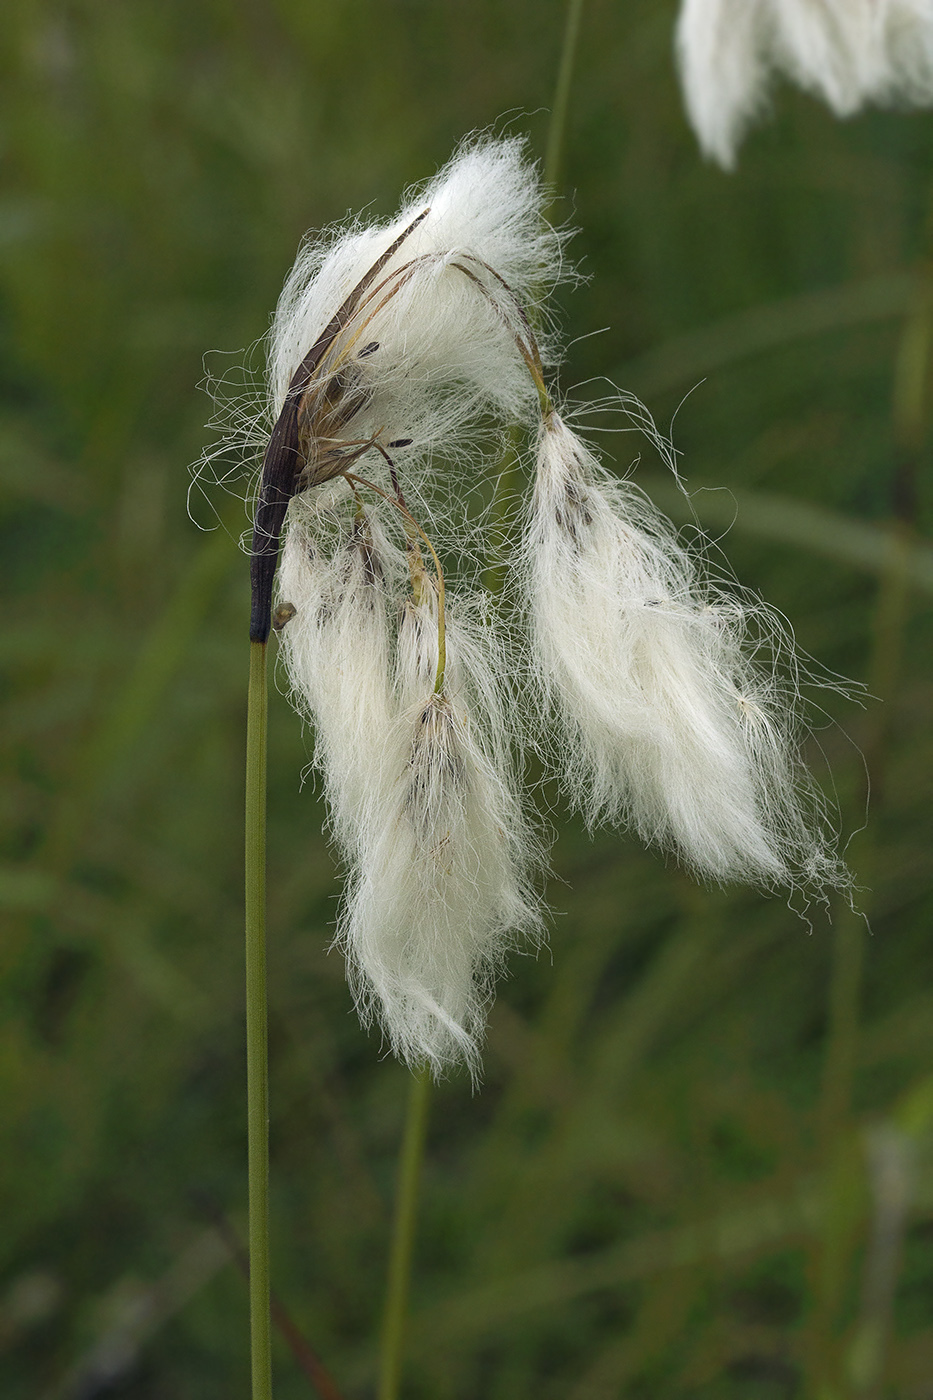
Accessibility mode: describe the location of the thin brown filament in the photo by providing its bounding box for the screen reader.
[315,256,438,381]
[455,252,548,379]
[449,260,551,412]
[342,462,447,694]
[286,208,431,400]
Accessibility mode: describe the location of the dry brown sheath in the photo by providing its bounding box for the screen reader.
[248,208,430,643]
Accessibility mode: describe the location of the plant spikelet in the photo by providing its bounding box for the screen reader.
[340,592,543,1079]
[267,135,563,485]
[523,411,849,893]
[248,135,857,1076]
[276,501,401,845]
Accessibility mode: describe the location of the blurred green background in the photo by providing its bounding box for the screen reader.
[2,1,932,1396]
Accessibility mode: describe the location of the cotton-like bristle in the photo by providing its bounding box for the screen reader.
[524,412,848,892]
[267,136,563,478]
[676,0,933,168]
[276,500,401,845]
[340,594,542,1078]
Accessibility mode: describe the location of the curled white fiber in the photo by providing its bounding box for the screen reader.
[524,412,849,892]
[267,136,564,493]
[340,591,543,1078]
[676,0,933,167]
[276,498,402,845]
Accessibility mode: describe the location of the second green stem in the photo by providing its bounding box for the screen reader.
[246,639,272,1400]
[378,1066,432,1400]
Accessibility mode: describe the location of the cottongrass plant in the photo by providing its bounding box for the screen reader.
[244,133,852,1081]
[232,130,857,1400]
[676,0,933,167]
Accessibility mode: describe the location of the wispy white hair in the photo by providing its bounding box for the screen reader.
[278,507,541,1075]
[267,136,563,492]
[523,412,849,893]
[676,0,933,167]
[339,591,543,1079]
[276,497,402,846]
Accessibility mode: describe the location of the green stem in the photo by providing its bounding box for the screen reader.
[819,905,865,1151]
[544,0,584,192]
[806,246,926,1395]
[375,13,583,1392]
[246,639,272,1400]
[378,1066,432,1400]
[805,897,868,1394]
[484,0,584,595]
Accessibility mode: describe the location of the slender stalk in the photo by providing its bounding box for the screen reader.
[374,22,587,1388]
[378,1065,432,1400]
[805,246,929,1398]
[544,0,585,191]
[817,523,911,1150]
[818,904,866,1151]
[484,0,584,596]
[246,639,272,1400]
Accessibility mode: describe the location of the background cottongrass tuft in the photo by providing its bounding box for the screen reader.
[677,0,933,167]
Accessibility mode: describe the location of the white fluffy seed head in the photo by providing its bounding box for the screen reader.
[339,592,543,1079]
[523,411,850,894]
[258,132,859,1079]
[676,0,933,167]
[276,499,403,847]
[265,135,561,1075]
[279,506,543,1077]
[266,136,564,497]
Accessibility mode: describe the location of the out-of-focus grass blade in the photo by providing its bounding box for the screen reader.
[0,866,58,909]
[412,1176,821,1349]
[620,273,914,398]
[43,529,235,868]
[642,474,933,592]
[85,530,235,783]
[39,1231,229,1400]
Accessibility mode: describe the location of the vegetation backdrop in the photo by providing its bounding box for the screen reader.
[1,1,932,1397]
